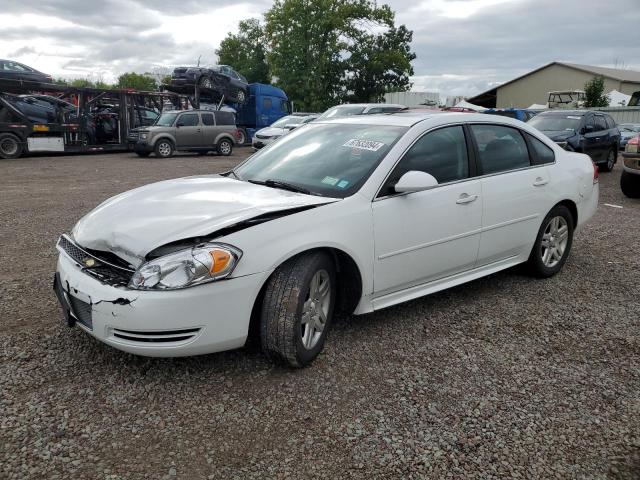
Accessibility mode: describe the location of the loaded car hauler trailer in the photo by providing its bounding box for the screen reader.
[163,81,291,145]
[0,79,190,159]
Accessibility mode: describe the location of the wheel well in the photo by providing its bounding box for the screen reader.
[154,136,175,147]
[556,200,578,228]
[246,247,363,343]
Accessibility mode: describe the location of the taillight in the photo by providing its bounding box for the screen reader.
[592,160,599,184]
[629,136,639,146]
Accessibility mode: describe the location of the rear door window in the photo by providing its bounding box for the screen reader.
[201,113,215,126]
[470,124,531,174]
[605,116,616,129]
[177,113,199,126]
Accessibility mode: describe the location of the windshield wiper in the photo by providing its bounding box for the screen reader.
[248,179,312,195]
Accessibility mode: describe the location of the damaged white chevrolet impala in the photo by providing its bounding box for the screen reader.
[54,113,599,367]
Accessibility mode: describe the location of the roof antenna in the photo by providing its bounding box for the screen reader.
[197,55,201,67]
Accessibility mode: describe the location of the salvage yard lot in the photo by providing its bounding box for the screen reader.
[1,150,639,479]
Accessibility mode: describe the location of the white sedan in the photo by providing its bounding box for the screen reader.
[54,113,599,367]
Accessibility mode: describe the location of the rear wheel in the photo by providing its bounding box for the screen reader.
[260,252,336,368]
[236,128,247,145]
[236,89,247,104]
[154,139,174,158]
[527,205,574,278]
[199,76,213,89]
[0,133,23,159]
[600,148,616,172]
[217,138,233,156]
[621,170,640,198]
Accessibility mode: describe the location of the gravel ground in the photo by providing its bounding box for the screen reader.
[1,151,639,479]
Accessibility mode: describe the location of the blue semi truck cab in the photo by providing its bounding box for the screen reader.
[230,83,291,144]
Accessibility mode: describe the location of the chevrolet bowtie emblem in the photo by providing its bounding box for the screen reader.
[83,257,96,267]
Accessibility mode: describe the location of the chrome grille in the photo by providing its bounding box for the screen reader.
[57,235,135,288]
[112,327,201,344]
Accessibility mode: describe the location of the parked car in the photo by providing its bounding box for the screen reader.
[618,123,640,148]
[133,110,238,158]
[170,65,248,103]
[0,59,52,84]
[484,108,538,122]
[621,134,640,198]
[316,103,406,120]
[528,110,620,171]
[54,113,598,367]
[252,114,317,149]
[9,94,75,123]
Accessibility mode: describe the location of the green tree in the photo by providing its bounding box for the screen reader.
[346,25,415,102]
[584,75,609,108]
[265,0,410,111]
[161,75,172,86]
[70,78,96,88]
[117,72,157,91]
[217,19,270,84]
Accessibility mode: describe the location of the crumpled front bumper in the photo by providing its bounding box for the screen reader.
[54,252,270,357]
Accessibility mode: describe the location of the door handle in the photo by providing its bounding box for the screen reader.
[456,193,478,204]
[595,137,600,141]
[533,177,549,187]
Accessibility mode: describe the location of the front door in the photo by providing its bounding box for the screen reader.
[175,113,202,147]
[372,125,482,296]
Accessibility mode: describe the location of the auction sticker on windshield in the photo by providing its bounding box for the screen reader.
[342,139,385,151]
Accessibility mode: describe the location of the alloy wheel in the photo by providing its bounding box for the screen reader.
[540,216,569,268]
[607,150,615,170]
[301,270,331,350]
[219,141,231,155]
[158,142,171,157]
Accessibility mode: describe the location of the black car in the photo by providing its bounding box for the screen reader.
[0,59,52,84]
[528,110,621,172]
[170,65,248,103]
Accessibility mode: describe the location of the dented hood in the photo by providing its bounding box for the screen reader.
[72,175,335,266]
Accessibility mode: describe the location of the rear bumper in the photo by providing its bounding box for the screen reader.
[54,252,270,357]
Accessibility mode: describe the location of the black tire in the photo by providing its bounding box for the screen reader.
[217,138,233,156]
[136,151,151,158]
[600,148,616,172]
[154,139,174,158]
[236,89,247,104]
[526,205,574,278]
[260,251,336,368]
[621,170,640,198]
[199,75,213,90]
[0,133,23,159]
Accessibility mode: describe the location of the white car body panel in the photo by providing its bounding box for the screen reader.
[55,113,599,357]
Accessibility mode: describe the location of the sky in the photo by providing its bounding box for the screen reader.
[1,0,639,98]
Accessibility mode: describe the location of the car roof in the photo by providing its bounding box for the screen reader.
[316,112,518,127]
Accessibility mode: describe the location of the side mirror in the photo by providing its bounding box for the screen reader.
[394,171,439,194]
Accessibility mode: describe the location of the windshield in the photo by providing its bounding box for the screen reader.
[620,124,640,132]
[528,114,582,131]
[234,123,407,198]
[155,113,178,127]
[271,116,304,128]
[317,105,366,120]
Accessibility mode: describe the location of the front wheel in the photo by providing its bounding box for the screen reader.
[154,139,174,158]
[260,252,336,368]
[0,133,23,159]
[236,89,247,104]
[526,205,574,278]
[600,148,616,172]
[199,76,213,90]
[621,170,640,198]
[217,138,233,156]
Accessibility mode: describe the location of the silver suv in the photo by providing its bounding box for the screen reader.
[133,110,238,158]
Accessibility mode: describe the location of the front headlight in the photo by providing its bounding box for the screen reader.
[140,133,148,140]
[129,243,242,290]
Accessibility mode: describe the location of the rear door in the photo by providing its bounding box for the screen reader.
[174,112,203,147]
[582,114,605,161]
[200,112,217,146]
[471,124,554,266]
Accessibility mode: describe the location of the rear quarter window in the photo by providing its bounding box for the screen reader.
[470,124,531,174]
[526,133,555,165]
[214,111,235,125]
[201,113,215,126]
